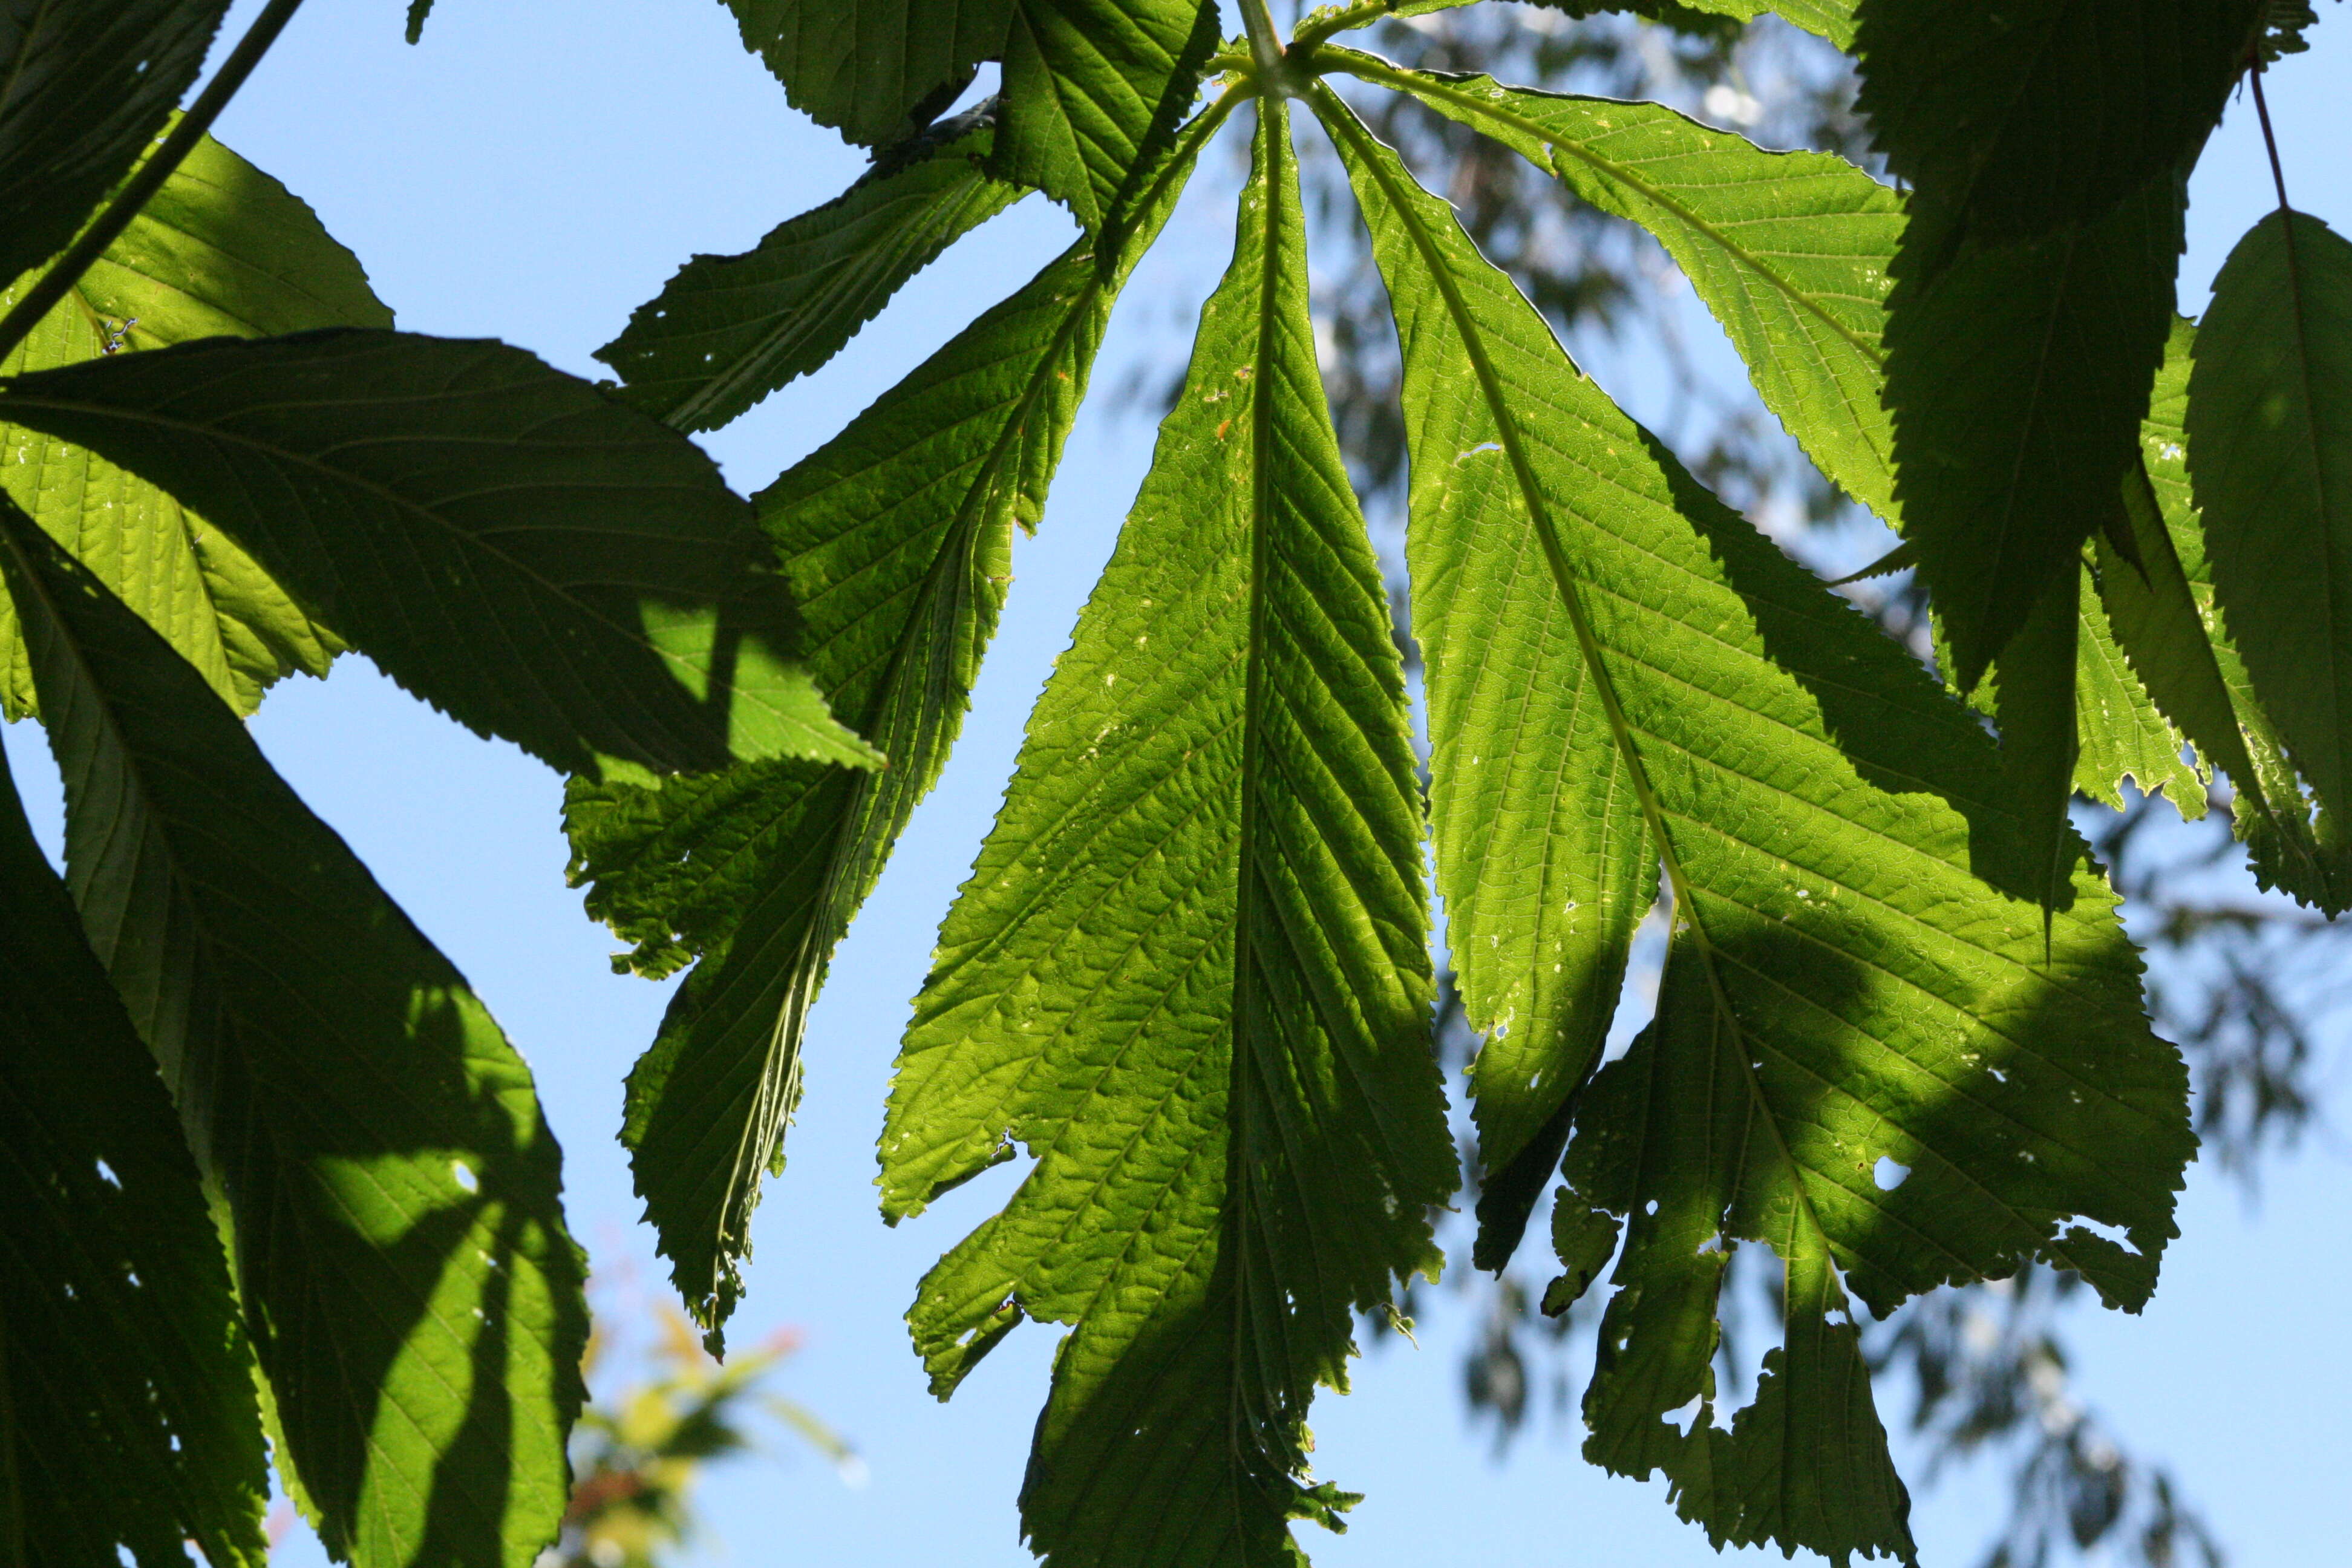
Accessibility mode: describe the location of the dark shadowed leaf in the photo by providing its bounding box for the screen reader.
[2188,209,2352,825]
[0,503,590,1568]
[1321,85,2190,1566]
[0,0,229,283]
[1881,176,2184,690]
[0,131,383,720]
[0,329,877,777]
[1853,0,2256,247]
[567,81,1237,1342]
[880,100,1454,1567]
[596,106,1025,434]
[0,728,268,1568]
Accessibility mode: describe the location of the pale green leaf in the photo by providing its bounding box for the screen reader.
[1302,0,1854,49]
[596,107,1025,434]
[2188,209,2352,825]
[566,85,1236,1340]
[880,99,1453,1567]
[1321,85,2190,1564]
[0,132,381,720]
[0,503,590,1568]
[0,0,228,283]
[0,732,268,1568]
[0,329,877,778]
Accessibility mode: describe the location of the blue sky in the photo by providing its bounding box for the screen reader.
[9,4,2350,1565]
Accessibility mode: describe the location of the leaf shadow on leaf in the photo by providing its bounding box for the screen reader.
[1642,426,2075,913]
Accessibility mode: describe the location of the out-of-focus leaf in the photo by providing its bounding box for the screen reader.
[0,504,590,1568]
[0,725,268,1568]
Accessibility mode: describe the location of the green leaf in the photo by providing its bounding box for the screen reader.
[0,732,269,1568]
[0,131,384,720]
[2105,317,2339,904]
[0,0,229,284]
[1319,83,2190,1564]
[721,0,1214,230]
[2074,557,2204,817]
[2188,209,2352,826]
[595,107,1025,434]
[880,99,1454,1567]
[566,83,1237,1340]
[0,502,590,1568]
[1852,0,2256,246]
[0,328,877,778]
[1357,60,1904,540]
[1881,175,2184,690]
[1541,0,1854,48]
[1989,564,2082,918]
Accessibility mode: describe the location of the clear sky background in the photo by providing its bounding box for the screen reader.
[8,4,2350,1566]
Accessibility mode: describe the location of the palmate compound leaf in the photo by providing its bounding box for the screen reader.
[877,98,1454,1567]
[563,80,1243,1341]
[0,0,229,284]
[595,103,1027,434]
[0,130,384,722]
[0,738,268,1568]
[0,329,877,779]
[2187,210,2352,829]
[1316,85,2192,1564]
[722,0,1215,231]
[1335,53,2200,1221]
[0,498,589,1568]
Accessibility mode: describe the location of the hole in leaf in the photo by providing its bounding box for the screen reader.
[451,1158,479,1194]
[1872,1157,1911,1191]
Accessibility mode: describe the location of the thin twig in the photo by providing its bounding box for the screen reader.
[2251,62,2293,214]
[0,0,309,364]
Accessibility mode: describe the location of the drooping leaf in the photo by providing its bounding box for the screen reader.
[0,131,384,720]
[1989,566,2082,917]
[721,0,1214,230]
[1881,174,2184,690]
[1852,0,2257,247]
[566,82,1238,1341]
[0,0,229,284]
[0,329,877,778]
[595,105,1025,434]
[0,733,268,1568]
[880,99,1453,1567]
[0,503,590,1568]
[1321,85,2190,1564]
[2187,209,2352,825]
[2100,319,2339,904]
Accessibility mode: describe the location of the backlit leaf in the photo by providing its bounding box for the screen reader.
[596,106,1025,434]
[0,131,381,720]
[1321,85,2190,1564]
[0,503,590,1568]
[2188,209,2352,825]
[0,0,229,283]
[0,730,268,1568]
[566,82,1238,1340]
[880,99,1454,1567]
[0,329,877,778]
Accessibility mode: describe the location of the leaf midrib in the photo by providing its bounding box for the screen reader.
[1318,82,1847,1275]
